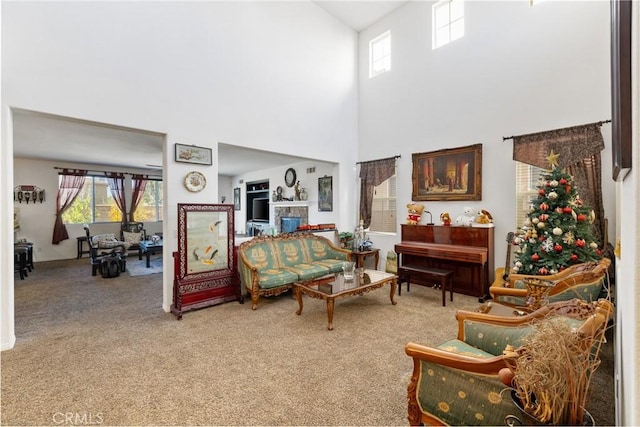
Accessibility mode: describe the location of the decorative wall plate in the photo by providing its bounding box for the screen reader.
[285,168,297,187]
[184,171,207,192]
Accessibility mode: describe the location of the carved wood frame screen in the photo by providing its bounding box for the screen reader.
[411,143,482,201]
[177,203,234,281]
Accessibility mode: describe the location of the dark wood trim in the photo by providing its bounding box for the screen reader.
[610,0,632,181]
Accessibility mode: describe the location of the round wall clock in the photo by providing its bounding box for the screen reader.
[284,168,297,187]
[184,171,207,192]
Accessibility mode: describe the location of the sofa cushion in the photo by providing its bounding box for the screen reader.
[314,258,347,274]
[243,242,277,271]
[92,233,127,249]
[303,238,347,262]
[283,263,331,281]
[274,240,308,266]
[122,231,143,246]
[257,268,299,289]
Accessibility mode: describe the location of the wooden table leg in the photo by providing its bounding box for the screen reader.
[326,298,335,330]
[390,278,397,305]
[294,287,304,315]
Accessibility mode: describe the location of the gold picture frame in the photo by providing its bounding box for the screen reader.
[411,144,482,201]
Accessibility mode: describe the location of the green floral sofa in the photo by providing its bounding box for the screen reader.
[404,298,612,426]
[238,233,352,310]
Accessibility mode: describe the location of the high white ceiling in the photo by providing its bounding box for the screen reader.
[11,1,409,175]
[313,1,408,32]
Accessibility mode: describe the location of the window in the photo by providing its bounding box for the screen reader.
[432,0,464,49]
[369,175,397,233]
[62,176,120,224]
[515,162,545,228]
[61,176,163,224]
[369,30,391,78]
[134,179,163,222]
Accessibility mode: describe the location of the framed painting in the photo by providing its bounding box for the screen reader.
[412,143,482,201]
[233,187,241,210]
[318,176,333,212]
[175,143,213,165]
[176,203,234,281]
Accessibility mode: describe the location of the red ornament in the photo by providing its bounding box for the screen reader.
[565,185,571,193]
[559,178,567,185]
[576,239,586,248]
[596,249,603,256]
[539,189,546,196]
[539,214,548,221]
[554,244,563,252]
[546,181,551,187]
[531,253,540,261]
[538,267,549,275]
[563,207,573,214]
[540,202,549,211]
[555,207,564,214]
[570,254,578,261]
[577,214,587,222]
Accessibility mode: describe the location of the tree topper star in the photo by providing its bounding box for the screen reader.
[546,150,560,169]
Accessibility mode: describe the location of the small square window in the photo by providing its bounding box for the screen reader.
[433,0,465,49]
[369,30,391,78]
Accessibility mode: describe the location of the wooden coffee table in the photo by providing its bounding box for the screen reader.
[293,269,397,330]
[138,240,163,268]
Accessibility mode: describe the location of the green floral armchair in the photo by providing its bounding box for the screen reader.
[404,298,612,426]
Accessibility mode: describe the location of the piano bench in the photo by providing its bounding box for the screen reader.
[398,265,454,307]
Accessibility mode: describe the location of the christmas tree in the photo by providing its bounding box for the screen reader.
[512,151,603,276]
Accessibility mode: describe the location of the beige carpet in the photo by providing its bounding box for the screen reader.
[2,259,615,426]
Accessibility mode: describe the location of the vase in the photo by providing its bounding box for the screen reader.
[506,390,594,426]
[300,188,308,201]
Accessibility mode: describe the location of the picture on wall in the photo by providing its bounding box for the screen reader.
[175,143,213,165]
[318,176,333,211]
[411,143,482,201]
[233,187,241,210]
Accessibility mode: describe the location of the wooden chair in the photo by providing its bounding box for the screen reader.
[404,298,613,426]
[121,221,146,251]
[84,225,127,276]
[490,258,611,306]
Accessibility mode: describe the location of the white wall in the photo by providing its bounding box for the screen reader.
[358,0,615,274]
[229,159,340,234]
[1,1,359,349]
[616,2,640,424]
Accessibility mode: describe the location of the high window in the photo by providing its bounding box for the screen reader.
[369,175,397,233]
[432,0,464,49]
[515,162,544,228]
[369,30,391,78]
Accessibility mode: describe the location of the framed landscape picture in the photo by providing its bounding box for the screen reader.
[175,143,213,165]
[411,144,482,201]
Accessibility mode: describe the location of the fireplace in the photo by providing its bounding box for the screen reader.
[274,205,308,233]
[281,217,302,233]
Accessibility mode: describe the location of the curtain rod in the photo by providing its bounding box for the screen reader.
[356,154,401,165]
[502,119,611,141]
[54,167,161,179]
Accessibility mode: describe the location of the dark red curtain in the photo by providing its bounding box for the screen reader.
[130,175,148,222]
[106,172,127,222]
[52,170,87,244]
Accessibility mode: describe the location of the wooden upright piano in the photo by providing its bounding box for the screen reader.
[395,224,494,299]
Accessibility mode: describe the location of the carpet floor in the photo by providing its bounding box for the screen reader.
[2,258,615,426]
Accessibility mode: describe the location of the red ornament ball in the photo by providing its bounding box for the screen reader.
[531,253,540,261]
[554,244,563,252]
[577,214,587,222]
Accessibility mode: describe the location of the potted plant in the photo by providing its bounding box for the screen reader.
[338,231,353,249]
[500,299,613,425]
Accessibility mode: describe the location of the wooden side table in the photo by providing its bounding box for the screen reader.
[77,236,90,259]
[351,248,380,270]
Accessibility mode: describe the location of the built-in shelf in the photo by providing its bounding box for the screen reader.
[271,201,310,207]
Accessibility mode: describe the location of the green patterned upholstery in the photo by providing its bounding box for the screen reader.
[415,360,517,426]
[494,276,605,306]
[238,233,352,309]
